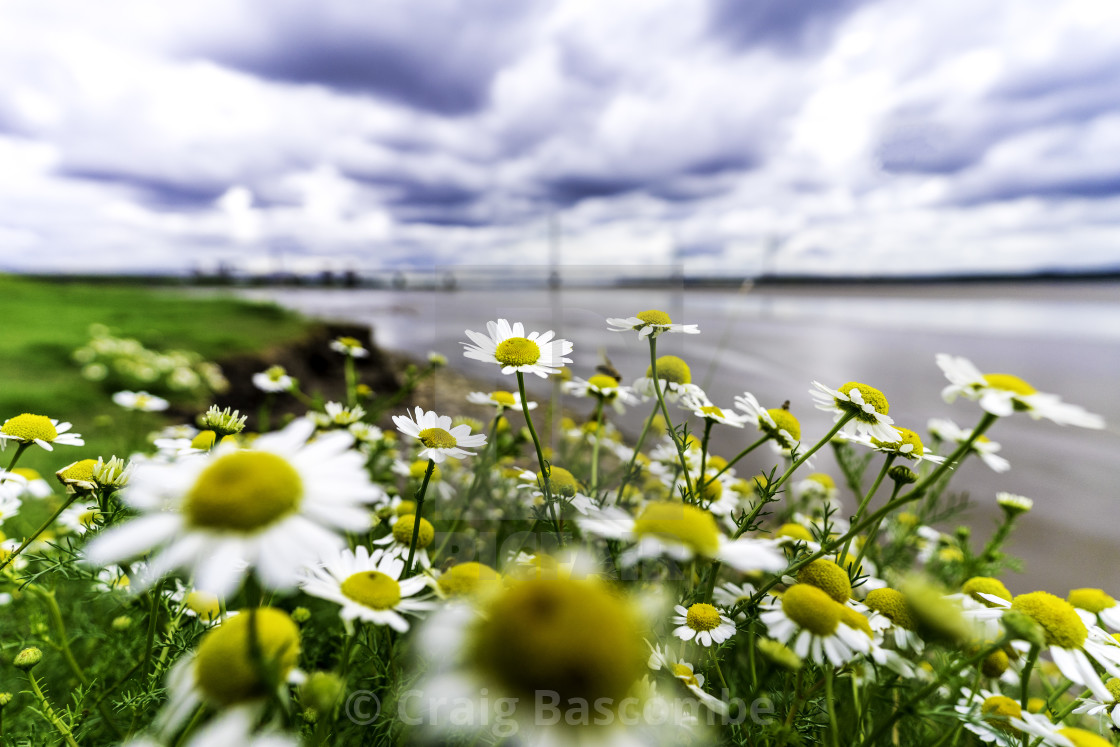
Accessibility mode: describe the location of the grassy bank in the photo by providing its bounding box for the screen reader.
[0,274,311,475]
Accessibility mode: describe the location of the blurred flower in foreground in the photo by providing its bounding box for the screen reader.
[112,390,171,412]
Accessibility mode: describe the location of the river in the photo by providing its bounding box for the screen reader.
[237,281,1120,595]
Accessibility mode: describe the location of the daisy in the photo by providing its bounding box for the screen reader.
[680,391,749,428]
[734,392,801,449]
[936,354,1104,428]
[862,587,924,653]
[1068,588,1120,631]
[928,418,1010,472]
[0,414,84,452]
[606,309,700,339]
[632,356,704,403]
[1072,678,1120,729]
[671,603,736,647]
[393,407,486,463]
[6,468,52,498]
[57,501,100,535]
[647,643,728,715]
[809,381,899,442]
[759,584,871,667]
[561,375,639,414]
[462,319,573,378]
[84,418,382,597]
[517,467,597,515]
[392,459,455,501]
[329,336,369,358]
[465,390,538,412]
[577,500,786,573]
[373,514,436,570]
[301,545,434,632]
[322,401,366,426]
[847,427,947,465]
[153,608,303,744]
[112,390,171,412]
[251,365,295,393]
[954,687,1069,746]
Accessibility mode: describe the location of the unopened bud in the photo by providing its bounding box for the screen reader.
[888,466,918,485]
[14,648,42,671]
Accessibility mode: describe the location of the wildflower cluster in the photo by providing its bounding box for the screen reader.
[0,308,1112,747]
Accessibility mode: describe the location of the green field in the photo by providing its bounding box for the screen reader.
[0,274,310,476]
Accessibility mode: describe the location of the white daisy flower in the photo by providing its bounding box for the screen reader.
[606,309,700,339]
[392,407,487,463]
[0,413,84,452]
[0,470,29,505]
[1072,679,1120,729]
[57,501,100,535]
[809,381,899,442]
[152,608,303,745]
[671,603,736,647]
[465,390,538,412]
[577,500,786,574]
[561,375,639,414]
[758,584,871,667]
[846,427,947,464]
[373,513,436,570]
[954,687,1068,746]
[301,545,435,632]
[84,418,383,597]
[647,643,728,715]
[1068,588,1120,632]
[164,581,235,626]
[936,354,1104,428]
[322,401,366,426]
[112,390,171,412]
[329,336,369,358]
[680,390,749,428]
[251,365,295,393]
[5,468,52,499]
[928,418,1010,472]
[392,459,454,501]
[632,355,704,403]
[462,318,573,378]
[516,468,597,515]
[734,392,801,449]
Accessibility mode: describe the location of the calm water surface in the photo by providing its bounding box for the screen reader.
[240,282,1120,593]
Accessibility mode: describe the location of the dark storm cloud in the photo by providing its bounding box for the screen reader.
[707,0,870,53]
[193,0,547,115]
[56,167,228,210]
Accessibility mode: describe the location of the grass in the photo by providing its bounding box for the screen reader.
[0,274,311,477]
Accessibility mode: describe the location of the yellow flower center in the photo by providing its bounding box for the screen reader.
[191,431,217,450]
[417,427,457,449]
[469,578,647,712]
[184,452,303,532]
[839,605,873,638]
[494,337,541,367]
[538,466,579,497]
[394,500,416,516]
[1067,588,1115,614]
[588,374,619,391]
[807,473,835,490]
[777,523,814,542]
[409,460,441,481]
[700,405,725,419]
[797,559,851,603]
[438,562,501,598]
[982,649,1010,677]
[685,603,723,632]
[392,515,435,548]
[632,502,721,556]
[872,427,925,458]
[636,310,673,326]
[1106,678,1120,703]
[2,414,58,443]
[13,468,41,480]
[962,576,1013,606]
[766,409,801,443]
[983,373,1037,396]
[185,591,222,622]
[864,588,917,631]
[837,382,890,422]
[782,584,841,635]
[194,608,300,706]
[645,355,691,385]
[1011,591,1087,648]
[670,663,699,687]
[490,391,517,407]
[981,695,1022,734]
[1057,728,1113,747]
[340,571,402,610]
[58,459,97,484]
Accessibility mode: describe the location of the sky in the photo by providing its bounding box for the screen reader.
[2,0,1119,278]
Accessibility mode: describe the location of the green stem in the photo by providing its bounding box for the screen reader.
[702,434,770,489]
[27,672,80,747]
[769,412,857,495]
[647,336,696,500]
[839,454,896,564]
[433,413,503,561]
[698,418,715,499]
[344,356,357,406]
[0,492,81,574]
[824,667,840,747]
[403,459,436,578]
[1020,644,1040,731]
[517,372,563,546]
[850,481,902,573]
[615,405,658,504]
[589,399,605,493]
[4,442,31,473]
